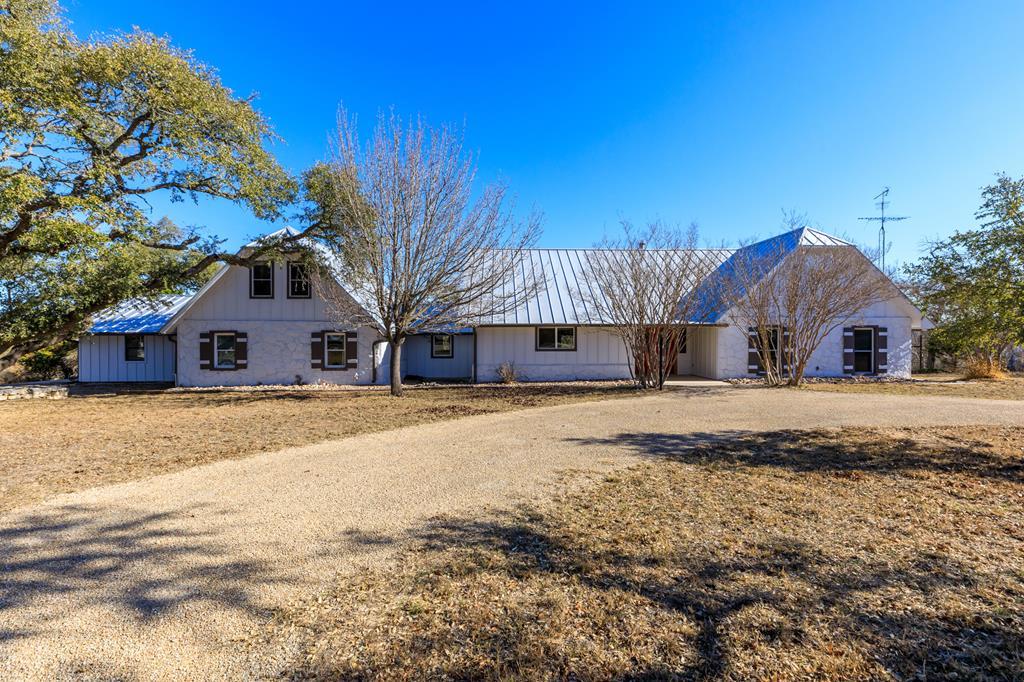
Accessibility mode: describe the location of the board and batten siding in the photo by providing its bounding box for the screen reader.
[475,326,631,382]
[402,334,474,380]
[172,263,382,387]
[78,334,176,382]
[713,293,917,379]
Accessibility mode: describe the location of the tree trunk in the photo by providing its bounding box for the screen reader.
[0,329,75,381]
[388,337,405,397]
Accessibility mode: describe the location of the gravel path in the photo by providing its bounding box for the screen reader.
[1,388,1021,680]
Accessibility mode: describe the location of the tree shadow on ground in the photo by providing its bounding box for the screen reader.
[568,428,1024,483]
[0,503,286,644]
[280,427,1023,680]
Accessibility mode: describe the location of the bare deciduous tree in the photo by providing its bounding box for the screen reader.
[721,215,894,386]
[581,221,717,389]
[310,109,541,396]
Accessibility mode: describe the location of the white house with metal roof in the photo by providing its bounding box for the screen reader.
[77,226,929,386]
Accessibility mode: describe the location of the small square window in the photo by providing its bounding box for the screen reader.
[537,327,576,351]
[288,262,311,299]
[324,333,347,368]
[214,333,236,369]
[250,262,273,298]
[431,334,453,358]
[125,334,145,362]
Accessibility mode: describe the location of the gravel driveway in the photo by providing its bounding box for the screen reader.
[1,388,1021,680]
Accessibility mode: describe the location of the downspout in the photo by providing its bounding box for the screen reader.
[472,331,478,384]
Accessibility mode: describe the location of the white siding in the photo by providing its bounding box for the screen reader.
[175,321,380,387]
[476,326,631,382]
[78,334,176,382]
[403,334,474,380]
[172,263,384,387]
[690,326,719,379]
[714,294,917,379]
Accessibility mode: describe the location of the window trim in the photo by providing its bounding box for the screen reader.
[323,332,347,369]
[535,326,577,352]
[852,326,875,374]
[124,334,145,362]
[431,333,454,359]
[213,332,237,370]
[286,261,311,299]
[249,261,274,299]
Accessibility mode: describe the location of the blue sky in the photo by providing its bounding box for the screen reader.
[67,1,1024,266]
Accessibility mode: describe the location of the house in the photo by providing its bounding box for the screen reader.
[77,226,929,386]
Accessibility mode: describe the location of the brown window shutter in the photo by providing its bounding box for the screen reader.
[311,331,323,369]
[747,328,762,374]
[346,331,358,369]
[842,327,854,374]
[199,332,212,370]
[875,326,887,375]
[234,331,247,371]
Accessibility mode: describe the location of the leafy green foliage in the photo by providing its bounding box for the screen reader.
[0,0,298,373]
[905,174,1024,366]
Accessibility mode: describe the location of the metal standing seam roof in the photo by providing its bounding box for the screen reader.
[87,226,865,333]
[690,227,859,323]
[474,247,735,326]
[87,294,193,334]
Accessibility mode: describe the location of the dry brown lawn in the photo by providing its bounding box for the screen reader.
[802,373,1024,401]
[0,382,636,513]
[267,426,1024,681]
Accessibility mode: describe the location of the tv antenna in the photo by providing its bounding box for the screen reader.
[858,187,908,271]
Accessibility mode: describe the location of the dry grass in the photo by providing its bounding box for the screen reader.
[0,382,636,513]
[268,426,1024,681]
[802,373,1024,401]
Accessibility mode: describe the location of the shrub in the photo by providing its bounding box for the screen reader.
[496,361,520,384]
[16,342,78,381]
[962,356,1007,380]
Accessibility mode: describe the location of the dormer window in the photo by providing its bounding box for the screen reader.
[288,262,311,299]
[250,262,274,299]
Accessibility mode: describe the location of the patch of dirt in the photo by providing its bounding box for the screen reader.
[0,383,637,512]
[264,426,1024,680]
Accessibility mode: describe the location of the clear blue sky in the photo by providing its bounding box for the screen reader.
[67,0,1024,266]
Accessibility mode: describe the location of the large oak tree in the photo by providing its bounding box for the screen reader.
[0,0,316,376]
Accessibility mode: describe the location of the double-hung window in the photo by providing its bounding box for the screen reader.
[214,333,237,369]
[431,334,453,358]
[124,334,145,362]
[324,332,347,369]
[250,262,274,298]
[852,327,874,373]
[536,326,576,351]
[288,262,311,299]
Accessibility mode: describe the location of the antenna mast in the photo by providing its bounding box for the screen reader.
[858,187,909,271]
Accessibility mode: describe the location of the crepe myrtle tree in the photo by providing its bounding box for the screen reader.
[0,0,324,376]
[581,221,717,390]
[309,109,542,396]
[719,213,893,386]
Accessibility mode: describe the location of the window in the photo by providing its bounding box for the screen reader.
[752,326,780,371]
[324,332,347,368]
[853,327,874,373]
[288,262,310,299]
[431,334,453,358]
[125,334,145,362]
[537,326,576,351]
[214,333,237,369]
[250,262,274,298]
